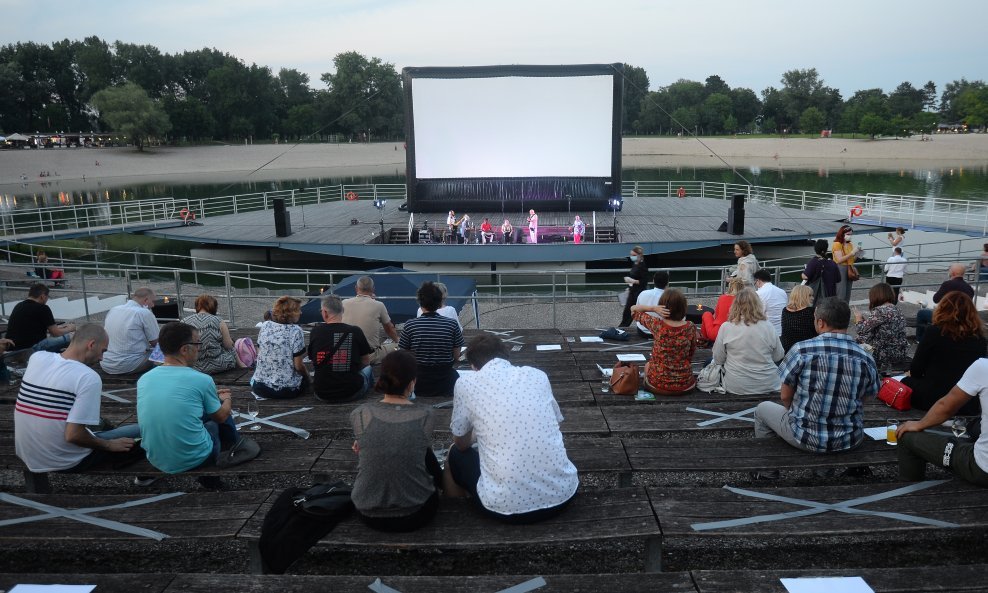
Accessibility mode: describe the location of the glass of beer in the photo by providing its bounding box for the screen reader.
[886,418,899,445]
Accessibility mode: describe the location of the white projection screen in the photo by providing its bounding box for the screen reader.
[403,64,623,213]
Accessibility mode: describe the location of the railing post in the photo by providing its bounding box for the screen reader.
[192,257,199,287]
[174,269,182,316]
[126,270,133,298]
[225,272,235,326]
[291,189,296,207]
[317,187,321,204]
[551,271,557,329]
[133,251,140,280]
[81,271,90,321]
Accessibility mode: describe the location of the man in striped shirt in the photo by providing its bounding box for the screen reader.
[398,281,465,397]
[14,324,141,473]
[754,297,880,453]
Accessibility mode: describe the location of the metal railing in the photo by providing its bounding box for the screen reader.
[4,179,988,239]
[3,253,982,328]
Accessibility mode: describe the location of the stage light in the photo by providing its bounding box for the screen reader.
[374,199,387,210]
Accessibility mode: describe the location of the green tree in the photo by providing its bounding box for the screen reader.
[956,86,988,128]
[912,111,937,134]
[859,113,888,138]
[669,106,698,135]
[723,114,738,134]
[321,51,403,139]
[922,81,937,112]
[799,106,825,134]
[729,87,761,130]
[636,91,670,134]
[90,82,171,150]
[940,79,986,121]
[888,115,912,137]
[888,82,925,118]
[700,93,732,134]
[621,64,649,133]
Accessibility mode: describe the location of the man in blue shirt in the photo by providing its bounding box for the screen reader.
[137,322,238,473]
[754,297,880,453]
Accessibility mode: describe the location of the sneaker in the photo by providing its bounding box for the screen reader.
[133,475,159,487]
[10,367,26,377]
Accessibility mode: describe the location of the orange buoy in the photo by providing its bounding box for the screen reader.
[345,191,358,201]
[850,205,863,217]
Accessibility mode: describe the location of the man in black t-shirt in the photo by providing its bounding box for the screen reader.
[308,295,373,402]
[5,284,76,352]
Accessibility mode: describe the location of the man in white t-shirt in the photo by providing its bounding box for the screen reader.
[753,269,788,336]
[446,334,578,523]
[883,247,908,300]
[634,271,669,338]
[15,324,141,473]
[897,358,988,487]
[100,287,160,375]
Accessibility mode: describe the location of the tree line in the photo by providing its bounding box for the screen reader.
[2,37,986,145]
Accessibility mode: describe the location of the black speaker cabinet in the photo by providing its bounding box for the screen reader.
[728,207,744,235]
[273,198,292,237]
[731,193,745,211]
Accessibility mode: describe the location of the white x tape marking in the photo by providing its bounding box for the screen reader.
[101,387,136,403]
[234,407,312,439]
[686,406,757,426]
[367,577,546,593]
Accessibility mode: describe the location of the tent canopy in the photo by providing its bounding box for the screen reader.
[5,133,29,141]
[299,266,476,324]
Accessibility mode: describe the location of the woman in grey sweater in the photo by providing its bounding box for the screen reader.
[349,350,443,531]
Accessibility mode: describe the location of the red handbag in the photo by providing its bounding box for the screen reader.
[878,378,912,411]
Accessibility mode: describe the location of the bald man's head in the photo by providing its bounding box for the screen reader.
[949,263,967,278]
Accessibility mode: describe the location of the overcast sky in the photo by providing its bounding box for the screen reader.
[3,0,986,98]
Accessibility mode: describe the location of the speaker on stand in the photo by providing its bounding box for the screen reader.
[727,194,745,235]
[273,198,292,237]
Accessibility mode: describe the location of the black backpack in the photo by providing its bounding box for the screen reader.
[258,481,354,574]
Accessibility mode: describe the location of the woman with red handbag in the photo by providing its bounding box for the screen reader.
[903,292,986,416]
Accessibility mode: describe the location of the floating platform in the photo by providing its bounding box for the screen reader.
[144,196,872,264]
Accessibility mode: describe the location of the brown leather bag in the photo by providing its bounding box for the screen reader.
[610,362,640,395]
[847,265,860,281]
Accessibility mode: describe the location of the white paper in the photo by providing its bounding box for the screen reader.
[616,353,646,362]
[536,344,562,351]
[781,576,873,593]
[863,426,889,441]
[596,364,613,378]
[579,336,604,343]
[10,586,97,593]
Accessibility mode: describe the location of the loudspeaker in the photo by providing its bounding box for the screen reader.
[728,207,744,235]
[273,198,292,237]
[731,193,745,211]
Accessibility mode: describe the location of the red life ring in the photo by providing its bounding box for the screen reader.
[179,208,195,223]
[850,205,863,217]
[345,191,358,201]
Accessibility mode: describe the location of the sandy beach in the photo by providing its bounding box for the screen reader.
[3,135,988,193]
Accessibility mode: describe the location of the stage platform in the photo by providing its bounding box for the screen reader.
[144,196,876,264]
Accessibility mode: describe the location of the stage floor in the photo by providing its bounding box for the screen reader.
[144,196,876,263]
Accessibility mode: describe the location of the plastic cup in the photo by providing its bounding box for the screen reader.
[886,418,899,445]
[600,378,610,394]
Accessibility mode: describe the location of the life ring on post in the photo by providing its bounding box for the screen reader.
[850,205,863,218]
[179,208,196,224]
[345,191,358,201]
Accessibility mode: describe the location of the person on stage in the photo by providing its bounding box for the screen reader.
[500,219,513,244]
[446,210,457,244]
[571,215,586,244]
[457,214,473,244]
[527,209,538,244]
[480,218,495,244]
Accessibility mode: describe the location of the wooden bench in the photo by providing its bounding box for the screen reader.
[649,480,988,571]
[240,486,662,575]
[692,564,988,592]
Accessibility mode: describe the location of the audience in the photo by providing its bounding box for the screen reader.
[701,277,744,343]
[634,271,669,338]
[400,281,464,398]
[100,287,159,375]
[897,358,988,487]
[350,350,443,531]
[706,288,784,395]
[137,322,240,474]
[801,239,840,302]
[182,294,240,374]
[15,324,141,474]
[5,283,76,352]
[342,276,400,364]
[309,294,373,402]
[903,292,986,416]
[854,283,909,370]
[631,288,697,395]
[916,263,974,342]
[884,247,908,300]
[620,246,648,327]
[755,298,880,453]
[251,296,309,399]
[781,285,816,352]
[446,334,578,523]
[753,269,787,336]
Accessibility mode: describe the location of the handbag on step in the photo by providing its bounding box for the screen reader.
[610,361,640,395]
[877,377,912,411]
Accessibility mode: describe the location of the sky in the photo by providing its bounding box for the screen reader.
[2,0,987,98]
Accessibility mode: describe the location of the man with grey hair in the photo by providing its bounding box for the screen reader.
[309,294,373,402]
[754,297,880,454]
[342,276,399,364]
[100,287,159,375]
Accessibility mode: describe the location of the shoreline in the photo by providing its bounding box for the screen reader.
[2,135,988,194]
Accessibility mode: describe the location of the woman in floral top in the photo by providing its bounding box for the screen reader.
[631,288,697,395]
[251,296,310,399]
[855,283,908,370]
